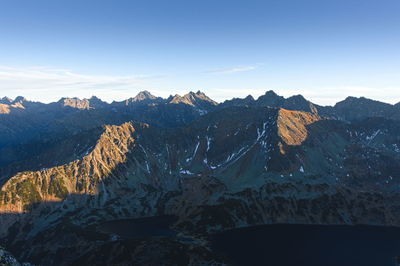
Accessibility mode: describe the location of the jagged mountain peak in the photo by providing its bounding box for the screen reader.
[264,90,279,97]
[286,94,306,101]
[121,90,163,106]
[58,97,90,109]
[132,90,158,101]
[88,95,108,108]
[168,91,217,110]
[187,90,212,99]
[220,94,255,108]
[89,95,102,101]
[191,90,218,104]
[0,96,27,114]
[13,96,28,103]
[284,94,310,107]
[244,95,255,101]
[283,94,319,114]
[168,94,190,105]
[256,90,285,107]
[0,96,13,104]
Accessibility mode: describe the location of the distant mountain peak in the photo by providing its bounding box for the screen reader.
[169,91,217,106]
[88,96,108,108]
[336,96,392,107]
[287,94,306,101]
[189,90,207,97]
[0,96,26,114]
[334,95,395,121]
[256,90,285,107]
[341,96,361,102]
[120,91,162,107]
[13,96,28,103]
[89,95,101,100]
[169,94,190,105]
[59,97,90,109]
[132,90,157,101]
[219,94,255,108]
[244,95,255,101]
[0,96,13,104]
[264,90,279,97]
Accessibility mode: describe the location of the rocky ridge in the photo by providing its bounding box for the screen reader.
[0,91,399,265]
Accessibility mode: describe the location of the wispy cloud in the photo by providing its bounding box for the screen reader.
[0,66,149,102]
[206,65,259,75]
[1,66,398,106]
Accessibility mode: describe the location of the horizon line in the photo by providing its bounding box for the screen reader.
[1,89,398,107]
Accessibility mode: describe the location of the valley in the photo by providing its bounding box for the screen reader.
[0,91,399,265]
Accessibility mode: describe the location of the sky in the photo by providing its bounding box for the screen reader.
[0,0,399,105]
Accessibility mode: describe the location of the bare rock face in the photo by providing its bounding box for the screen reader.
[0,122,137,213]
[59,97,91,109]
[277,108,321,146]
[0,104,11,114]
[0,102,25,114]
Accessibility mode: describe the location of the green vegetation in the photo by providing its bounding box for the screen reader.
[48,176,69,199]
[15,179,42,209]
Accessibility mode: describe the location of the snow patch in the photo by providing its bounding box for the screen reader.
[180,170,194,175]
[366,130,381,143]
[299,166,304,173]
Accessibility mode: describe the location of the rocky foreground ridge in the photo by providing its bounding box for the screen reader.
[0,91,399,265]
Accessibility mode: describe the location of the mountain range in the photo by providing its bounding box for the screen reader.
[0,90,399,265]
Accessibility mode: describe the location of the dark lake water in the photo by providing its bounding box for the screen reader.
[212,224,400,266]
[97,217,400,266]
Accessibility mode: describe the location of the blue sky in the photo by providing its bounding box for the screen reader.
[0,0,399,105]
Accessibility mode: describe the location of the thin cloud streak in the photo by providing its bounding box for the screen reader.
[0,66,148,102]
[206,65,258,74]
[0,66,144,86]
